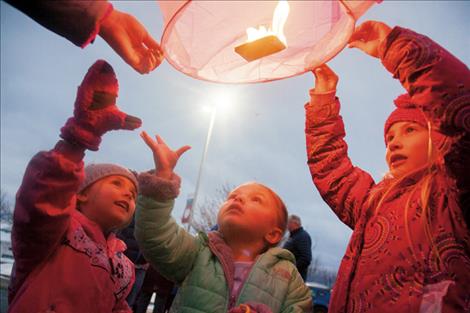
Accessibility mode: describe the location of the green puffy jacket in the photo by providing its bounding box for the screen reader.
[135,175,312,313]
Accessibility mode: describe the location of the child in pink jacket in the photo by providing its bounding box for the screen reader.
[305,21,469,312]
[9,60,142,312]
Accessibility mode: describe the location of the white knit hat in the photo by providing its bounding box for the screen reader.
[78,163,138,193]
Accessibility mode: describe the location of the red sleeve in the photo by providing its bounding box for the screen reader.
[4,0,113,48]
[12,140,85,276]
[379,27,470,224]
[379,27,469,136]
[305,91,376,229]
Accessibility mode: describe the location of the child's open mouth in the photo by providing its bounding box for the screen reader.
[390,154,407,167]
[114,201,129,212]
[227,203,243,214]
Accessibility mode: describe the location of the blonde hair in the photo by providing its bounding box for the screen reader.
[368,120,452,263]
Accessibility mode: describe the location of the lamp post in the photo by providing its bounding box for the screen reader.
[184,88,236,232]
[187,105,217,232]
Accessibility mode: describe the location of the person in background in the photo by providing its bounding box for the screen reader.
[5,0,164,74]
[283,215,312,281]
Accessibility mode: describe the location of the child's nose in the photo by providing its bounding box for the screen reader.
[388,136,402,151]
[234,194,246,204]
[123,189,133,199]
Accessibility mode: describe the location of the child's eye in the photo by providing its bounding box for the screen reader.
[405,126,416,133]
[386,135,394,143]
[112,180,122,187]
[252,196,262,203]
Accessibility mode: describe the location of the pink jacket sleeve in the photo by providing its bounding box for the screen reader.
[12,140,85,277]
[379,27,470,221]
[4,0,113,48]
[305,91,376,229]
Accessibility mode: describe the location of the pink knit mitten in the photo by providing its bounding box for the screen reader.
[60,60,142,151]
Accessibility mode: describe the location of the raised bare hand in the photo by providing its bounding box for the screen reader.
[140,131,190,179]
[348,20,392,58]
[312,64,338,94]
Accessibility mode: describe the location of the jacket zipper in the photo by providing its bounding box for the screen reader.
[207,234,261,311]
[229,257,261,310]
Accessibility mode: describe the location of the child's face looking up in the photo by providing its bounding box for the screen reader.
[77,175,137,233]
[385,121,434,178]
[217,183,283,246]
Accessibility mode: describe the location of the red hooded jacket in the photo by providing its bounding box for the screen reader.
[8,141,134,313]
[305,27,470,313]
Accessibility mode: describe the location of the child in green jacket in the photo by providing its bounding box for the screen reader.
[135,132,312,313]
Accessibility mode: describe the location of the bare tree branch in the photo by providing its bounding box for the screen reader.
[0,190,13,224]
[315,267,337,288]
[306,237,337,287]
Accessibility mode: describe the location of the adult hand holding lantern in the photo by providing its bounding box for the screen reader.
[158,0,381,83]
[99,9,165,74]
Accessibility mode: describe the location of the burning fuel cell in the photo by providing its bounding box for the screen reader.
[235,0,289,62]
[235,35,286,62]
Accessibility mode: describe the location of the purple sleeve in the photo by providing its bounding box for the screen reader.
[5,0,113,47]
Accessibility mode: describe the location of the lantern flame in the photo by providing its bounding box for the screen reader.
[246,0,290,46]
[234,0,290,62]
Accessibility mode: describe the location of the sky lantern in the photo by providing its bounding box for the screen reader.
[158,0,380,84]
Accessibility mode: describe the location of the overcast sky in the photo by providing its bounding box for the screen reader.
[1,1,469,272]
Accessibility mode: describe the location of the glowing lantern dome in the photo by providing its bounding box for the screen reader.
[159,0,380,84]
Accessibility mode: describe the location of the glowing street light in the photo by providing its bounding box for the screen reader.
[186,90,234,231]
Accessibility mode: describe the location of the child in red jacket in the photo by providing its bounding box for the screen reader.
[305,21,469,312]
[9,60,142,313]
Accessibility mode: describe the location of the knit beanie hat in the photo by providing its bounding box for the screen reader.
[78,163,138,194]
[384,94,428,142]
[384,93,446,149]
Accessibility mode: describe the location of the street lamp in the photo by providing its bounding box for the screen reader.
[186,90,234,232]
